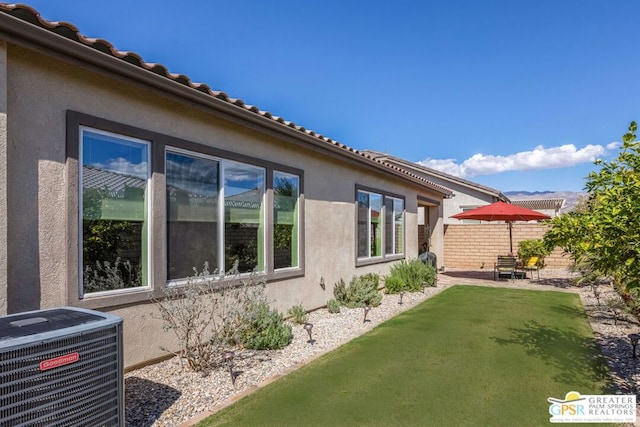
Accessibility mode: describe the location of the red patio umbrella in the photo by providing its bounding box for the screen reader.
[450,201,551,253]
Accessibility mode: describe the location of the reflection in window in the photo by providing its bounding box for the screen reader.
[385,197,404,255]
[166,152,219,280]
[357,190,382,258]
[224,162,265,273]
[81,128,149,294]
[273,171,299,270]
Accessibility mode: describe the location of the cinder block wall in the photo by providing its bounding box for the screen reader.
[443,223,572,270]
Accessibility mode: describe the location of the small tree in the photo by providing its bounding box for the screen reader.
[544,121,640,291]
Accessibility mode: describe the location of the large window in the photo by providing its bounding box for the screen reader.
[71,113,303,303]
[80,128,150,295]
[166,151,219,280]
[273,171,299,270]
[357,189,404,261]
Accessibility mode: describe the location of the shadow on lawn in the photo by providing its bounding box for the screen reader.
[125,377,181,427]
[492,320,611,390]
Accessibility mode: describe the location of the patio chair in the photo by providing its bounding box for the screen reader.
[494,256,516,281]
[522,256,541,280]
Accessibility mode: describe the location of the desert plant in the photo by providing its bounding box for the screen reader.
[326,298,341,314]
[236,301,292,350]
[287,304,308,324]
[333,274,382,308]
[384,259,436,293]
[153,261,267,372]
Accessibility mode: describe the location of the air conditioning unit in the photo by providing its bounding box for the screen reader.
[0,307,124,427]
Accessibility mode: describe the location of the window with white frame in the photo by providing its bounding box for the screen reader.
[357,189,404,261]
[166,151,220,280]
[273,171,300,270]
[223,160,265,273]
[166,150,266,278]
[357,190,383,258]
[80,127,150,295]
[385,197,404,255]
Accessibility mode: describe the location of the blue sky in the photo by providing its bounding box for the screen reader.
[24,1,640,192]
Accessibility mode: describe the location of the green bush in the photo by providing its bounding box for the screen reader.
[385,259,436,293]
[237,301,293,350]
[287,304,308,324]
[517,239,551,266]
[333,274,382,308]
[383,274,405,294]
[326,298,341,314]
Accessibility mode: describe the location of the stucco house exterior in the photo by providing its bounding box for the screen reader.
[0,4,453,367]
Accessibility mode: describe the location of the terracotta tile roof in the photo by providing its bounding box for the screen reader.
[0,3,453,196]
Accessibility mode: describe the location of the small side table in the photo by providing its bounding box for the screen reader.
[628,333,640,358]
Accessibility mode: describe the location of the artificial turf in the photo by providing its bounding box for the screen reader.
[199,286,616,427]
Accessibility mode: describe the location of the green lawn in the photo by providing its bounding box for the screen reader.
[199,286,615,427]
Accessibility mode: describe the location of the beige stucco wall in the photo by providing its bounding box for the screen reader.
[4,44,441,367]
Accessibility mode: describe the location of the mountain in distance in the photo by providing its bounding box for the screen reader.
[504,190,587,213]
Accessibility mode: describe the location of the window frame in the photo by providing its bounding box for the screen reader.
[355,185,405,267]
[79,126,152,298]
[272,170,301,272]
[67,111,304,309]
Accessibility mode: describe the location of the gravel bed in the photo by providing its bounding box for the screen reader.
[125,279,640,427]
[124,285,449,427]
[578,282,640,397]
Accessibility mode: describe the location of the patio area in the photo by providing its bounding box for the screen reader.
[437,267,581,291]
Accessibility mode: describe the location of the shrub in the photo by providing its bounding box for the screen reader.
[333,274,382,308]
[327,298,341,314]
[517,239,551,266]
[287,304,308,324]
[153,261,267,372]
[385,259,436,293]
[382,274,405,294]
[237,301,292,350]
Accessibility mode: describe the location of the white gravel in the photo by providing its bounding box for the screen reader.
[124,285,449,427]
[125,277,640,427]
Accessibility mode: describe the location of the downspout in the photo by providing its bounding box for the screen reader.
[0,41,6,315]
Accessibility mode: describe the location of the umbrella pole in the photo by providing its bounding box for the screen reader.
[508,222,513,254]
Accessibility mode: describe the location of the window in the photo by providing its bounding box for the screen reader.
[357,188,404,261]
[80,128,150,295]
[357,190,383,258]
[70,112,304,304]
[385,197,404,255]
[166,151,219,280]
[273,171,300,270]
[224,161,265,273]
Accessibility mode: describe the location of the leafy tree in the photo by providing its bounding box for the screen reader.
[544,121,640,289]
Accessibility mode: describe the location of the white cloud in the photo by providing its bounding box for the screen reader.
[418,143,615,178]
[92,157,148,179]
